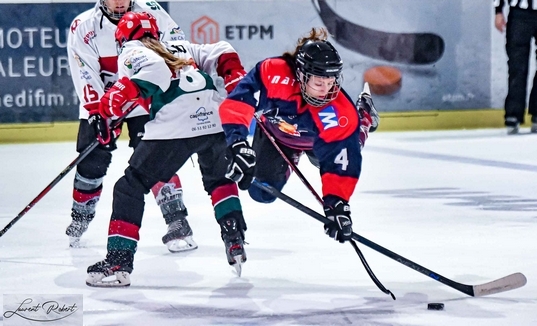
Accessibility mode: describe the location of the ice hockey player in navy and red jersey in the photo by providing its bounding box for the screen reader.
[85,11,248,287]
[220,27,379,243]
[66,0,196,253]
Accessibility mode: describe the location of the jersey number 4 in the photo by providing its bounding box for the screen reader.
[334,148,349,171]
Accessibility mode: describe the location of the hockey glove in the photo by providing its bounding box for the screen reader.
[217,52,247,94]
[225,140,256,190]
[99,77,140,118]
[85,102,121,147]
[357,86,379,133]
[224,69,246,94]
[323,198,353,243]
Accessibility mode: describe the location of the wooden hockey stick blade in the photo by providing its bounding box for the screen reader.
[252,180,528,297]
[472,272,527,297]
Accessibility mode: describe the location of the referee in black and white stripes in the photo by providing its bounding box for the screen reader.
[494,0,537,134]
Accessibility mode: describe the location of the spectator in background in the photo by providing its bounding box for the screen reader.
[495,0,537,134]
[66,0,197,252]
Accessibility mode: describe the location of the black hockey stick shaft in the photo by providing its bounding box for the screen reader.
[251,180,481,296]
[253,114,395,299]
[0,103,137,238]
[0,141,99,237]
[253,113,323,205]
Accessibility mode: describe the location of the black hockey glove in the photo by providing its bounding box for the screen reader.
[323,198,353,243]
[87,113,121,149]
[225,140,256,190]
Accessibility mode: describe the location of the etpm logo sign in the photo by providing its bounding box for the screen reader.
[190,15,273,44]
[191,16,219,44]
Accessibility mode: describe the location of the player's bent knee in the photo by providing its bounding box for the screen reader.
[248,186,277,203]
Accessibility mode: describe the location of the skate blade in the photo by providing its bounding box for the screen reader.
[166,237,198,253]
[69,237,83,248]
[232,255,243,277]
[86,272,131,288]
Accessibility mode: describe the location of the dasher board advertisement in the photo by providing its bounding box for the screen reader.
[170,0,490,112]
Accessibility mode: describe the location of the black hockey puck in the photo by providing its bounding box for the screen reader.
[427,303,444,310]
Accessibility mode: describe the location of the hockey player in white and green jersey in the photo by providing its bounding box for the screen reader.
[86,11,249,287]
[66,0,194,253]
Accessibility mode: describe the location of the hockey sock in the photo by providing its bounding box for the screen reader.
[151,174,187,224]
[212,183,246,230]
[72,172,103,220]
[107,219,139,254]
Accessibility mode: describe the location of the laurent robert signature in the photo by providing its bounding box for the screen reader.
[3,298,78,322]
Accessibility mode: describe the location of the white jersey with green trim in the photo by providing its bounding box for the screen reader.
[117,39,236,140]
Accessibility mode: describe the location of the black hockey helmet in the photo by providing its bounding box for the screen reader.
[295,40,343,106]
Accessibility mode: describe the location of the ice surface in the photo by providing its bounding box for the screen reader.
[1,128,536,325]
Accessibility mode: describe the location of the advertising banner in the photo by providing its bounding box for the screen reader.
[0,0,492,124]
[0,3,93,123]
[170,0,491,112]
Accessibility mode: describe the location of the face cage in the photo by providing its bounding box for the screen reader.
[298,71,342,107]
[101,0,133,20]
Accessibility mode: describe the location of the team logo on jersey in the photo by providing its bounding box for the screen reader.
[124,50,146,70]
[267,117,300,137]
[83,30,96,44]
[170,27,186,40]
[146,1,161,10]
[268,75,297,86]
[124,58,132,69]
[70,19,81,33]
[73,54,85,67]
[318,105,348,130]
[190,107,213,121]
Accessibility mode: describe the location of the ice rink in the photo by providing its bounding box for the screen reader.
[1,128,536,325]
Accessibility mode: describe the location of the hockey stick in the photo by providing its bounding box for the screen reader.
[253,113,323,205]
[252,180,527,297]
[253,112,395,299]
[312,0,444,65]
[0,102,138,238]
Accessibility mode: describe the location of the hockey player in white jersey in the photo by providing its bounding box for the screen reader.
[86,11,249,287]
[66,0,196,253]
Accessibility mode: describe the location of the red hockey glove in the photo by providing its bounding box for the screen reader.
[217,52,246,94]
[99,77,139,118]
[224,69,246,94]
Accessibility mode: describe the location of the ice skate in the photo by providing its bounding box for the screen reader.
[86,250,133,288]
[65,210,94,248]
[219,217,247,276]
[505,117,519,135]
[162,216,198,253]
